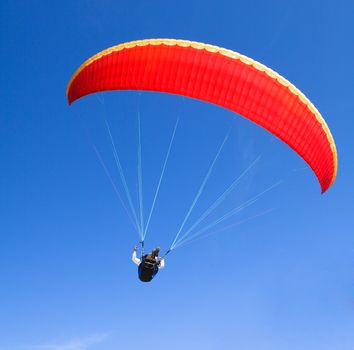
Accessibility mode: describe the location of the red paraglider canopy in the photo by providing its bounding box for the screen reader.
[67,39,337,193]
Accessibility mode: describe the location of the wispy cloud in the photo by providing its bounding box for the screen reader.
[21,333,109,350]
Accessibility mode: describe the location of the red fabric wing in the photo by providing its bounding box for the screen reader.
[67,42,336,193]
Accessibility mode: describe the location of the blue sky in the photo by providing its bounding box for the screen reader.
[1,0,354,349]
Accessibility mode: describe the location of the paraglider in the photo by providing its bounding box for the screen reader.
[67,38,337,193]
[132,245,165,282]
[67,38,337,282]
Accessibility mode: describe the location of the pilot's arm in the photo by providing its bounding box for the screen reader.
[132,246,141,266]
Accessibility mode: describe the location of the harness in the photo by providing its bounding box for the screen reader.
[137,241,171,282]
[138,255,160,282]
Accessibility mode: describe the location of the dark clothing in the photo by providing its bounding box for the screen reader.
[138,256,160,282]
